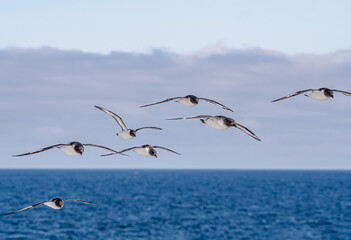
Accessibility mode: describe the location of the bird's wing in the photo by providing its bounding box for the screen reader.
[94,105,128,131]
[153,146,181,155]
[100,147,139,157]
[63,199,96,205]
[12,144,65,157]
[83,144,119,152]
[135,126,162,132]
[0,201,48,216]
[84,144,130,157]
[234,123,261,141]
[271,89,313,102]
[167,115,213,120]
[332,89,351,96]
[139,97,181,108]
[198,97,234,112]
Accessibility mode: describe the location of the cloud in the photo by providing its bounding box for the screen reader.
[1,46,351,169]
[200,48,290,65]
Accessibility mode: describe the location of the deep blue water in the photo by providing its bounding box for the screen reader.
[0,170,351,240]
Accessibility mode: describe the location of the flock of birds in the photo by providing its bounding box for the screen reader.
[2,87,351,216]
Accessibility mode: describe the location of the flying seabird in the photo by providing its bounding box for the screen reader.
[95,105,162,139]
[271,88,351,102]
[168,115,261,141]
[12,141,118,157]
[101,144,181,158]
[0,198,95,216]
[139,95,233,112]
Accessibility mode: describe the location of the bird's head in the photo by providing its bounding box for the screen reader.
[223,117,236,127]
[73,142,84,155]
[129,130,136,137]
[149,148,157,158]
[321,88,334,98]
[51,198,64,208]
[185,95,199,104]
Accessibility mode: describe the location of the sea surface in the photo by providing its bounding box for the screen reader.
[0,170,351,240]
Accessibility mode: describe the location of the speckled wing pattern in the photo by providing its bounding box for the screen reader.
[139,97,181,108]
[0,201,48,216]
[167,115,213,121]
[234,123,261,141]
[153,146,181,155]
[100,146,139,157]
[199,97,233,112]
[271,89,313,102]
[95,105,128,131]
[63,199,96,205]
[333,89,351,96]
[135,126,162,132]
[12,144,66,157]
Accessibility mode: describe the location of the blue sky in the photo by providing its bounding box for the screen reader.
[1,1,351,54]
[1,1,351,169]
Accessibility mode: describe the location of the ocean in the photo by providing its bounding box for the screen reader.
[0,170,350,239]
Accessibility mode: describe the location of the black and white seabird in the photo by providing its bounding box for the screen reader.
[101,144,181,158]
[168,115,261,141]
[0,198,95,216]
[95,105,162,139]
[140,95,233,112]
[12,142,118,157]
[271,88,351,102]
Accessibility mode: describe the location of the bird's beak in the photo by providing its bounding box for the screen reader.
[331,95,334,98]
[154,155,157,158]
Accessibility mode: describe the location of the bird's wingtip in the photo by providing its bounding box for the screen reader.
[223,107,234,112]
